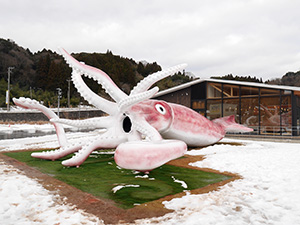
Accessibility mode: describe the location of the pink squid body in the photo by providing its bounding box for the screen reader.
[131,100,252,147]
[162,103,225,146]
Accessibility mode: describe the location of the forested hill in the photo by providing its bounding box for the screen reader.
[265,71,300,86]
[0,38,192,107]
[210,74,263,83]
[211,71,300,87]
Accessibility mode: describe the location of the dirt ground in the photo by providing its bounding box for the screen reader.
[0,151,240,224]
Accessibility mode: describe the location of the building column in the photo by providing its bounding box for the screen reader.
[291,91,298,136]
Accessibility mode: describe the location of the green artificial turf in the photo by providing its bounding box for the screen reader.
[5,150,231,209]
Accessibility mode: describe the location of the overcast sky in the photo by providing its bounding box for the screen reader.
[1,0,300,81]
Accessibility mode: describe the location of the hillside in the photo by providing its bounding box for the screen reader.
[0,38,192,108]
[265,71,300,86]
[211,71,300,87]
[210,74,263,83]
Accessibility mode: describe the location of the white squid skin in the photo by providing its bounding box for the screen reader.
[13,47,252,172]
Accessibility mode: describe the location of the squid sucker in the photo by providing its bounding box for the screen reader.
[13,48,252,171]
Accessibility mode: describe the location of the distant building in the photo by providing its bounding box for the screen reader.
[155,78,300,136]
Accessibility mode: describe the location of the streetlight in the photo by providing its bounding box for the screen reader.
[57,88,62,117]
[6,67,14,111]
[78,101,82,119]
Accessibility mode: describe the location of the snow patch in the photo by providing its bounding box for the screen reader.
[171,176,188,189]
[112,184,140,193]
[0,161,102,224]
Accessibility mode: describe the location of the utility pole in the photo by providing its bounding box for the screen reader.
[67,79,71,108]
[30,87,33,98]
[57,88,62,117]
[6,67,14,111]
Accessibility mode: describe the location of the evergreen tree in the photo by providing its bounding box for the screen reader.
[35,54,51,89]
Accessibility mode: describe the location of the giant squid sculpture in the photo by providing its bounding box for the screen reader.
[13,48,253,171]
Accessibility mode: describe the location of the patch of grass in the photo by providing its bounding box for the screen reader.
[5,151,231,209]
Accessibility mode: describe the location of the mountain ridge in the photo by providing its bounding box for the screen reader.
[0,38,192,107]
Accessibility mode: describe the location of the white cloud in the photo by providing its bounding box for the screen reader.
[1,0,300,81]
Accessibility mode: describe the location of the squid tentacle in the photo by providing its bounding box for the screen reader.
[59,48,127,103]
[50,116,112,129]
[130,64,187,95]
[13,97,68,147]
[62,134,127,167]
[132,117,162,141]
[118,87,159,113]
[71,69,117,115]
[31,144,82,160]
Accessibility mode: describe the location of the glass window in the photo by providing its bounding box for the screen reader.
[240,86,259,97]
[241,97,259,131]
[207,100,222,120]
[260,88,280,96]
[295,95,300,136]
[192,100,205,110]
[207,83,222,98]
[260,97,281,134]
[207,83,240,98]
[223,85,239,98]
[290,90,300,96]
[259,96,292,135]
[191,83,206,99]
[281,96,292,135]
[223,99,239,122]
[199,111,205,117]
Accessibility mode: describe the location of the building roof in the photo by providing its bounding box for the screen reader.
[155,78,300,97]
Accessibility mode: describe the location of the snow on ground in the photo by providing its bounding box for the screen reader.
[0,122,79,134]
[0,162,103,225]
[0,131,99,152]
[1,124,300,224]
[0,125,104,224]
[0,123,102,152]
[136,140,300,225]
[0,123,54,134]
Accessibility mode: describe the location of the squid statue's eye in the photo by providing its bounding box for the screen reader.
[155,104,166,115]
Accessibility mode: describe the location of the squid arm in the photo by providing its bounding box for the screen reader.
[13,97,68,147]
[59,47,128,103]
[61,132,127,167]
[130,64,187,95]
[31,144,82,161]
[71,69,117,115]
[132,117,162,141]
[118,87,159,113]
[50,116,113,129]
